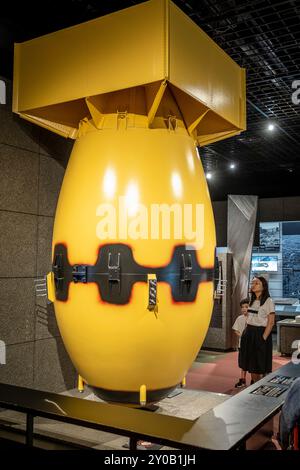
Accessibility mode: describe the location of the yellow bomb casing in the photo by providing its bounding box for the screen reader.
[52,116,216,403]
[12,0,246,404]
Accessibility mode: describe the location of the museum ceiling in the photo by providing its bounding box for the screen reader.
[1,0,300,200]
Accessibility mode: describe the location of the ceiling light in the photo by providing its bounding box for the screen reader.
[267,123,275,131]
[229,163,236,169]
[206,172,212,180]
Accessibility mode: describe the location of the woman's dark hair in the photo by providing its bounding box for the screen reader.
[250,276,270,306]
[240,298,249,307]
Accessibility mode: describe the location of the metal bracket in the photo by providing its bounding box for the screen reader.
[167,115,177,131]
[72,265,88,283]
[53,253,64,290]
[181,253,192,293]
[181,253,192,281]
[108,252,121,282]
[117,110,128,130]
[147,274,158,312]
[34,277,47,298]
[214,258,226,301]
[148,279,157,305]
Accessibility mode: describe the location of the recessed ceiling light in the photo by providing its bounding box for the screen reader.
[206,172,212,179]
[229,163,236,169]
[267,123,275,131]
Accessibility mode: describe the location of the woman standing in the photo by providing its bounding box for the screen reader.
[240,276,275,383]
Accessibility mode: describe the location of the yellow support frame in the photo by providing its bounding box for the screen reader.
[12,0,246,146]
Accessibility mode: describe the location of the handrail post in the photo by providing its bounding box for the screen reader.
[129,436,138,450]
[26,413,34,447]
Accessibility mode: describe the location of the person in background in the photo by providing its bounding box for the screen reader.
[233,298,249,388]
[279,377,300,449]
[240,276,275,384]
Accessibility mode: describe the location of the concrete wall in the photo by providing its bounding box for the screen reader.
[0,78,75,392]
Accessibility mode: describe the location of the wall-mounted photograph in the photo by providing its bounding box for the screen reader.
[259,222,280,252]
[282,222,300,298]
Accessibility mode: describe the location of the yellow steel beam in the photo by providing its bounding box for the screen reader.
[147,80,167,127]
[85,97,104,130]
[197,129,241,147]
[19,113,78,139]
[188,109,210,137]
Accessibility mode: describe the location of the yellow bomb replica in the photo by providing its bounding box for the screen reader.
[13,0,246,405]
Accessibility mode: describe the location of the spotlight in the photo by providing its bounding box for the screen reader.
[267,123,275,131]
[229,163,236,169]
[206,172,212,179]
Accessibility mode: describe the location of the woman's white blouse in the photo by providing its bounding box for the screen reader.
[246,298,275,327]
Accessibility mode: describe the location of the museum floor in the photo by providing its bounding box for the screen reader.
[0,337,289,450]
[190,343,289,395]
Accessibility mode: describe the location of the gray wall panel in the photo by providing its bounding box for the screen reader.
[0,77,75,392]
[37,216,54,277]
[0,211,37,277]
[38,154,64,217]
[0,342,34,388]
[33,337,76,393]
[0,278,35,345]
[0,144,39,213]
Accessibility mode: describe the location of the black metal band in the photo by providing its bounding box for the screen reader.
[91,385,177,405]
[52,243,214,304]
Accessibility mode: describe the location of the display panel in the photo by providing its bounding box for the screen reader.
[250,385,285,397]
[259,222,280,252]
[251,255,278,272]
[282,221,300,298]
[268,375,297,385]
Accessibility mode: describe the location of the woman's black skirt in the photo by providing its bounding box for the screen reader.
[240,324,273,374]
